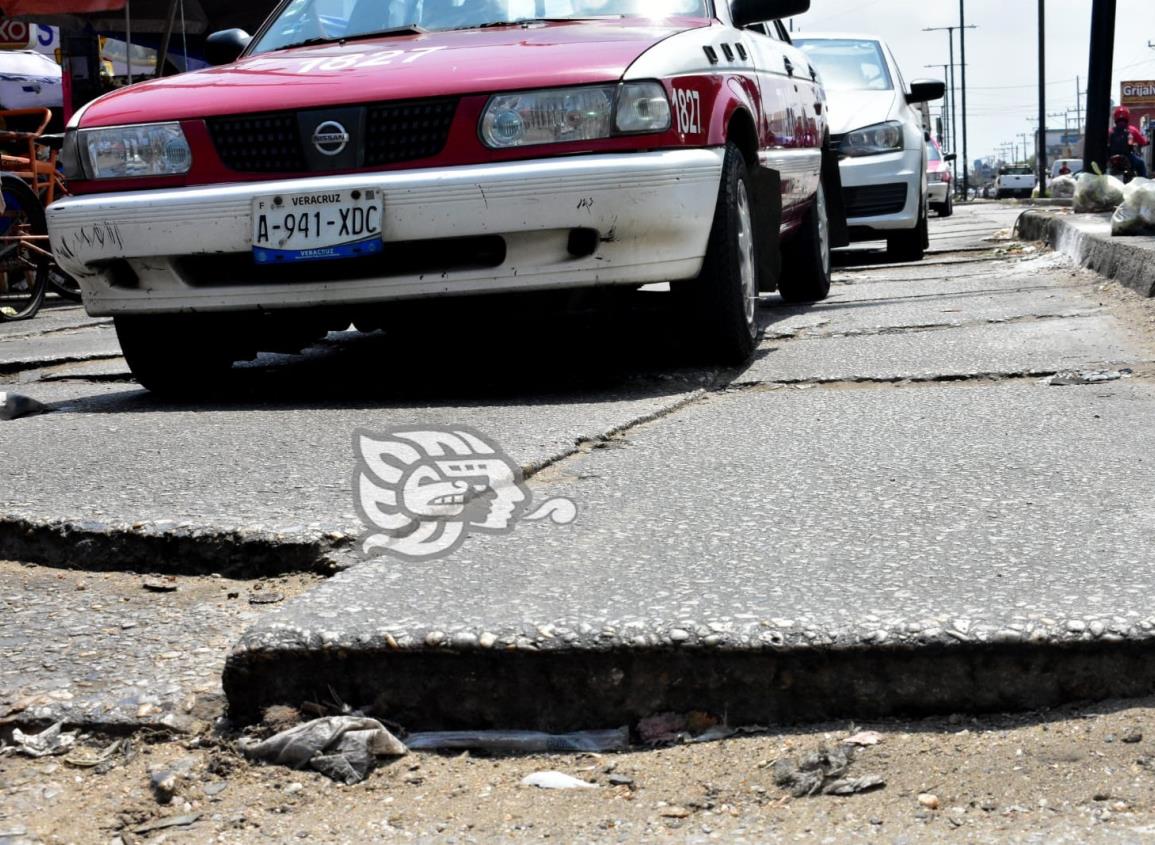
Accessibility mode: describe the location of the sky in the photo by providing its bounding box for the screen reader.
[788,0,1155,166]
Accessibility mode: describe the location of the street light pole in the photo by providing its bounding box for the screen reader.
[925,63,951,145]
[1083,0,1117,172]
[924,24,973,192]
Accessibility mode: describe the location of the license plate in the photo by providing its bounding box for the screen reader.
[252,188,383,264]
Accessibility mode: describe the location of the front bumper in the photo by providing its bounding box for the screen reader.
[48,149,725,316]
[838,148,924,234]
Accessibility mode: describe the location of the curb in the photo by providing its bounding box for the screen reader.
[1018,210,1155,297]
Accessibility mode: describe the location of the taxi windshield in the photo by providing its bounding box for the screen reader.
[793,38,894,92]
[254,0,710,52]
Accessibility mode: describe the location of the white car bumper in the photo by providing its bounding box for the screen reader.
[48,149,725,317]
[927,181,949,204]
[838,148,924,235]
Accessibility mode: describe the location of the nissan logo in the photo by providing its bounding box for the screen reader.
[313,120,350,156]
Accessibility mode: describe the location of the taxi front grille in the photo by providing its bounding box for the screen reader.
[207,98,459,174]
[843,183,908,218]
[364,99,458,166]
[208,113,307,173]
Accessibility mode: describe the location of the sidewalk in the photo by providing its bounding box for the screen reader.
[1018,210,1155,297]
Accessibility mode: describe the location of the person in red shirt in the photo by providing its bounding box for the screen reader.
[1109,106,1149,178]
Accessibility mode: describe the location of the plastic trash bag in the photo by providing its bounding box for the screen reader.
[1073,168,1125,213]
[240,716,407,785]
[1112,181,1155,236]
[405,727,629,753]
[1050,174,1077,199]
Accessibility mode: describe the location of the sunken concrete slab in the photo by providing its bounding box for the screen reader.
[225,379,1155,729]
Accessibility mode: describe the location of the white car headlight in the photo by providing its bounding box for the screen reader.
[840,121,904,157]
[480,82,671,149]
[79,123,192,179]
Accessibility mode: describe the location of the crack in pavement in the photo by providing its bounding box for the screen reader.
[762,310,1104,341]
[721,367,1153,393]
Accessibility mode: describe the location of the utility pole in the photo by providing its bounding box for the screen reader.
[925,63,951,145]
[1083,0,1117,172]
[924,23,974,193]
[1037,0,1047,193]
[959,1,972,200]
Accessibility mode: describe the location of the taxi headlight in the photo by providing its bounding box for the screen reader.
[79,123,192,179]
[480,82,671,149]
[840,121,905,157]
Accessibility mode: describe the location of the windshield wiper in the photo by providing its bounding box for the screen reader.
[278,25,426,51]
[464,16,623,30]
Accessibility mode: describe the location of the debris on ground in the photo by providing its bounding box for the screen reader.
[1,722,78,758]
[240,716,407,785]
[248,590,285,606]
[0,392,48,421]
[131,814,201,835]
[919,793,942,810]
[639,713,689,744]
[406,728,629,753]
[1047,368,1132,386]
[843,731,883,747]
[142,577,179,593]
[64,738,130,771]
[771,745,885,798]
[520,771,598,790]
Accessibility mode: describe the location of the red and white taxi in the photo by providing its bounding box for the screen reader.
[49,0,842,393]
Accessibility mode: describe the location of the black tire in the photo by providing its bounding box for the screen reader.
[115,314,238,396]
[779,180,832,303]
[0,176,49,322]
[672,143,760,364]
[939,192,954,218]
[886,199,928,262]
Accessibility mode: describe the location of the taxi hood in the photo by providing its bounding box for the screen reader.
[77,18,709,128]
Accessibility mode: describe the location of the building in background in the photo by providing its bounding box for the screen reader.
[1121,80,1155,171]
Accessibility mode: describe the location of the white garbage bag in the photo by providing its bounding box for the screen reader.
[1111,181,1155,236]
[1050,174,1077,199]
[1073,169,1125,213]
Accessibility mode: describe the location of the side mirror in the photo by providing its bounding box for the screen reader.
[907,79,946,103]
[205,29,252,66]
[944,153,957,162]
[731,0,811,28]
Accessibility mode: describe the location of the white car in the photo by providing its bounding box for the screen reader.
[1050,158,1083,179]
[794,33,943,260]
[0,50,62,112]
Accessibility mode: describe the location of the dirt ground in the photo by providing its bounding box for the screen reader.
[4,697,1155,844]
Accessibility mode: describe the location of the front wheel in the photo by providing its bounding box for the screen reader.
[115,315,238,396]
[672,143,760,364]
[0,176,49,322]
[779,181,832,303]
[886,200,927,262]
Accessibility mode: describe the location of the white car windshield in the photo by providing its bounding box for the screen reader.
[793,39,893,92]
[254,0,709,52]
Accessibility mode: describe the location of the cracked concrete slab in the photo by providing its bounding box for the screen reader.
[225,379,1155,729]
[0,323,122,374]
[747,314,1144,384]
[0,376,707,572]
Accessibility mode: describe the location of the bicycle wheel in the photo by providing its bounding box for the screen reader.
[0,176,49,321]
[48,265,83,302]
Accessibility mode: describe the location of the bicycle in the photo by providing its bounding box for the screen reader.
[0,173,50,322]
